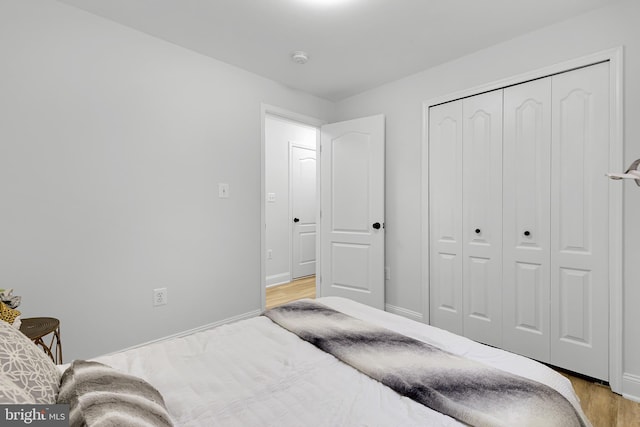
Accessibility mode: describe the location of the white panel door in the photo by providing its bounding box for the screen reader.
[502,78,552,361]
[462,90,503,347]
[550,62,610,380]
[428,100,464,334]
[320,115,385,309]
[291,145,316,279]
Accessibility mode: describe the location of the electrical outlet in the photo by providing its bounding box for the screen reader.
[267,249,273,260]
[153,288,168,306]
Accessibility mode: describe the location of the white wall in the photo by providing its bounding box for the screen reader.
[265,116,317,286]
[0,0,332,360]
[333,0,640,398]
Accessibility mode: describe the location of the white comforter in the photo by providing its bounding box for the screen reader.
[85,297,588,426]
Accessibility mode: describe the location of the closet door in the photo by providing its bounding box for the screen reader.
[550,62,610,380]
[429,100,463,334]
[502,78,551,362]
[462,90,503,347]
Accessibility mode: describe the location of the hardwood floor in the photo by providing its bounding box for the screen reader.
[265,278,640,426]
[559,372,640,427]
[265,276,316,309]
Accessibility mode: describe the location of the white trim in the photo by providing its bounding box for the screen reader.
[385,304,424,322]
[266,272,292,287]
[420,92,431,325]
[100,309,262,357]
[288,141,294,282]
[423,48,620,108]
[315,124,322,295]
[421,47,624,393]
[622,373,640,402]
[260,104,326,312]
[607,47,624,394]
[262,105,326,130]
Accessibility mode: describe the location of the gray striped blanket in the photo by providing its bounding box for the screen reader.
[57,360,173,427]
[264,300,588,427]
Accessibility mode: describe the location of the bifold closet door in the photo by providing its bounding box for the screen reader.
[429,61,611,381]
[462,90,503,347]
[429,100,464,335]
[502,78,552,362]
[550,62,610,381]
[429,91,503,344]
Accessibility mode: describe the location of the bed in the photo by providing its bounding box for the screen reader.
[1,297,591,426]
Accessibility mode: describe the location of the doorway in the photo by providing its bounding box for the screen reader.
[263,111,320,307]
[260,105,386,312]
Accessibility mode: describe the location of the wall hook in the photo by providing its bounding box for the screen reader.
[607,159,640,186]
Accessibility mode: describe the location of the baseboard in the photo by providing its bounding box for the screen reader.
[103,309,262,357]
[385,304,424,322]
[266,272,291,287]
[622,373,640,402]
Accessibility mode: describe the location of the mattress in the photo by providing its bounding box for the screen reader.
[83,297,588,426]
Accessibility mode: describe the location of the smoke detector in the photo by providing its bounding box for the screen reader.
[291,51,309,65]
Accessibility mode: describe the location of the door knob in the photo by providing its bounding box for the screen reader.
[372,222,381,230]
[475,228,481,234]
[293,218,300,223]
[524,230,531,237]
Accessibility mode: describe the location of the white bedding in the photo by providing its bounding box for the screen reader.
[77,297,588,426]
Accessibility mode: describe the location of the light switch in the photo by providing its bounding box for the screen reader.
[267,193,276,203]
[218,183,230,198]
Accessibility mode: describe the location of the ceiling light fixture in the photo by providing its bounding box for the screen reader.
[291,51,309,65]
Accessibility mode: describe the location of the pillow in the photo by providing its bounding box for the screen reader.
[0,301,21,325]
[0,317,60,403]
[0,375,36,404]
[57,360,173,427]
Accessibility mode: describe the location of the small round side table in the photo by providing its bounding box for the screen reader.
[19,317,63,364]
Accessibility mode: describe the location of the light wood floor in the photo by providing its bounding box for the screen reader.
[559,372,640,427]
[265,276,316,310]
[265,278,640,427]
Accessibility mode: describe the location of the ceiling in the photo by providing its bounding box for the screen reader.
[57,0,621,101]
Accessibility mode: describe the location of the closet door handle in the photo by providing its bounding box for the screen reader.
[372,222,381,230]
[524,230,531,237]
[293,218,300,223]
[475,228,481,234]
